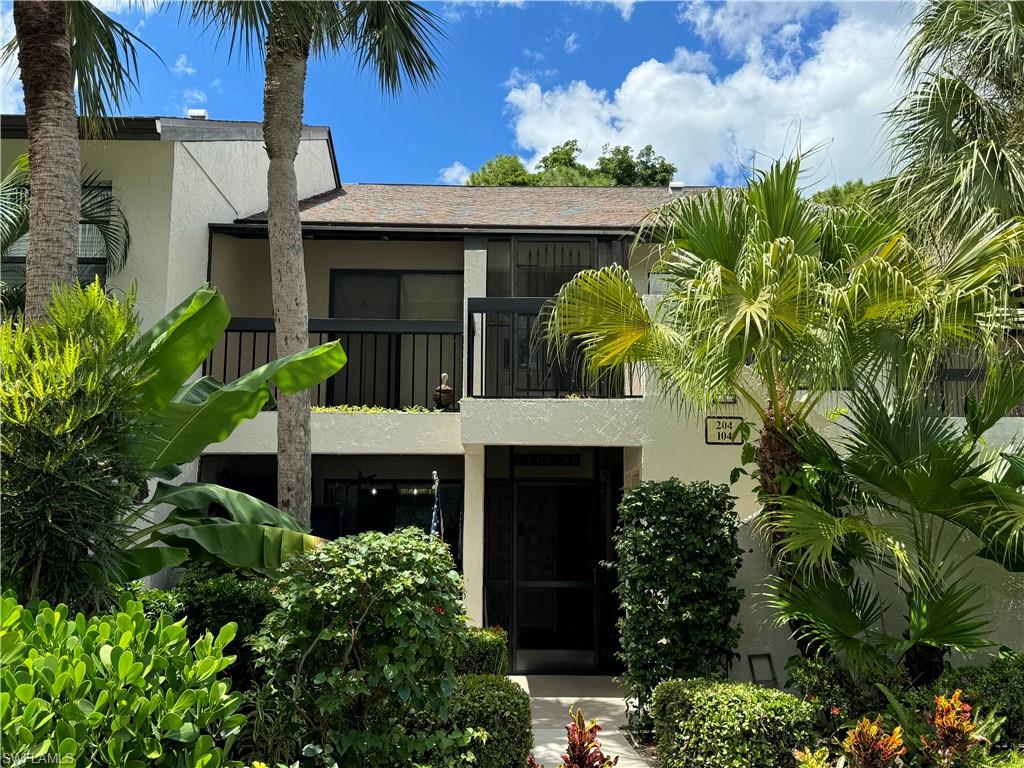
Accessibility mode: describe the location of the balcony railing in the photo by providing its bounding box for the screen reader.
[467,297,640,399]
[205,318,463,410]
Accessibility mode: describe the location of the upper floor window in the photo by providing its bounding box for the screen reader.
[486,237,625,297]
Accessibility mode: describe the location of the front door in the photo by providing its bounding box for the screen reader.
[512,482,598,673]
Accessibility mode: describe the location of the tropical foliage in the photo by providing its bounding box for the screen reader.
[877,0,1024,237]
[0,593,245,767]
[760,365,1024,683]
[0,280,345,608]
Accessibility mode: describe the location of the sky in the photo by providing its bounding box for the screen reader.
[0,0,914,191]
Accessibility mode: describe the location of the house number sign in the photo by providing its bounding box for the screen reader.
[705,416,744,445]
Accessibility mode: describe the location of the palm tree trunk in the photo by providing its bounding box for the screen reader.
[263,14,312,526]
[13,0,81,321]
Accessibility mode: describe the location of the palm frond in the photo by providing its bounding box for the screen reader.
[79,171,131,274]
[0,154,29,257]
[889,580,992,656]
[763,576,890,675]
[67,2,158,131]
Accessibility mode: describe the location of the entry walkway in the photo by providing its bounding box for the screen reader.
[510,676,648,767]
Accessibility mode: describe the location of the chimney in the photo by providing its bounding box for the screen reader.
[668,180,686,194]
[187,108,208,120]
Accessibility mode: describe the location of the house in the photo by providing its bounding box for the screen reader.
[2,115,1020,679]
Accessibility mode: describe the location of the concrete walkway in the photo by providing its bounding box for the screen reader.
[510,676,648,767]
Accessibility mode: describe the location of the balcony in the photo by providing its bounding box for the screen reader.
[205,318,463,410]
[467,297,640,399]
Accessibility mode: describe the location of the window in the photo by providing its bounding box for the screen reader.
[1,184,113,287]
[320,479,464,570]
[330,270,462,320]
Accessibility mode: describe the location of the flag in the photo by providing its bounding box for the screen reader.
[429,470,444,540]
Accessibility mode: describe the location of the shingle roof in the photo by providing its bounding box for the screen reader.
[244,183,710,230]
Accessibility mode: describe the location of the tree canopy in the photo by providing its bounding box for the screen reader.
[466,139,677,187]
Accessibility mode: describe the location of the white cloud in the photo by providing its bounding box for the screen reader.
[571,1,637,22]
[523,48,545,62]
[1,10,23,114]
[172,54,196,77]
[182,88,207,106]
[441,0,525,22]
[438,161,471,185]
[209,78,224,94]
[564,32,581,55]
[504,3,911,189]
[504,66,560,89]
[90,0,160,14]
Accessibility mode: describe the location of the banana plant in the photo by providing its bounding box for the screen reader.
[114,287,346,580]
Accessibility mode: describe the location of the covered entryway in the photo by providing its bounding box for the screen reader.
[483,447,623,674]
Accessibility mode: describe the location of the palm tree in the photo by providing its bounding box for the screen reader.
[542,155,1023,518]
[761,359,1024,684]
[876,0,1024,239]
[187,1,442,525]
[4,1,148,320]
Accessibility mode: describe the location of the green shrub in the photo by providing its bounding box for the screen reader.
[456,626,509,675]
[172,564,276,691]
[650,678,817,768]
[0,592,245,766]
[435,675,533,768]
[613,480,743,721]
[252,528,467,766]
[0,282,148,610]
[787,654,908,730]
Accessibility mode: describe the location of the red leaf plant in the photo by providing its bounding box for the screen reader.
[843,716,907,768]
[525,707,619,768]
[920,689,985,768]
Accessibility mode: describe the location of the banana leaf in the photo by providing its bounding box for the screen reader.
[152,481,306,532]
[157,520,323,572]
[134,288,230,410]
[118,545,190,580]
[134,341,347,470]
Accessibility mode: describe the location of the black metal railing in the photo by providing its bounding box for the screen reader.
[205,318,464,410]
[467,297,640,399]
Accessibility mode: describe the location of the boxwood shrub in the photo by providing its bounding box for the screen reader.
[613,479,743,721]
[456,626,509,675]
[651,678,817,768]
[0,592,245,766]
[438,674,533,768]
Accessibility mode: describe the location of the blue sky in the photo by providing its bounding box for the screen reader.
[1,1,913,190]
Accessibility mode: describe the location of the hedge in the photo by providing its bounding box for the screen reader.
[440,674,533,768]
[456,626,509,675]
[651,678,817,768]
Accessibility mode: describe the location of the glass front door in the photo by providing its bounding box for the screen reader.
[513,482,597,673]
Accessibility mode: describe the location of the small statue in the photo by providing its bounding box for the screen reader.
[433,372,454,410]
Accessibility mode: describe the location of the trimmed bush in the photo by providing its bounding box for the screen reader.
[787,654,907,730]
[651,678,817,768]
[456,626,509,675]
[252,528,468,766]
[613,480,743,721]
[439,674,533,768]
[0,592,245,766]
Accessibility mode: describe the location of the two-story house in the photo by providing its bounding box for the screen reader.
[3,114,1020,680]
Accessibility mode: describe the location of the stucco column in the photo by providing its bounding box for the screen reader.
[462,443,485,625]
[463,236,487,399]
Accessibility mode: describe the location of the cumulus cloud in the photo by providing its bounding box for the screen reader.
[504,2,911,189]
[438,161,471,185]
[1,10,23,114]
[172,54,196,77]
[564,32,581,54]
